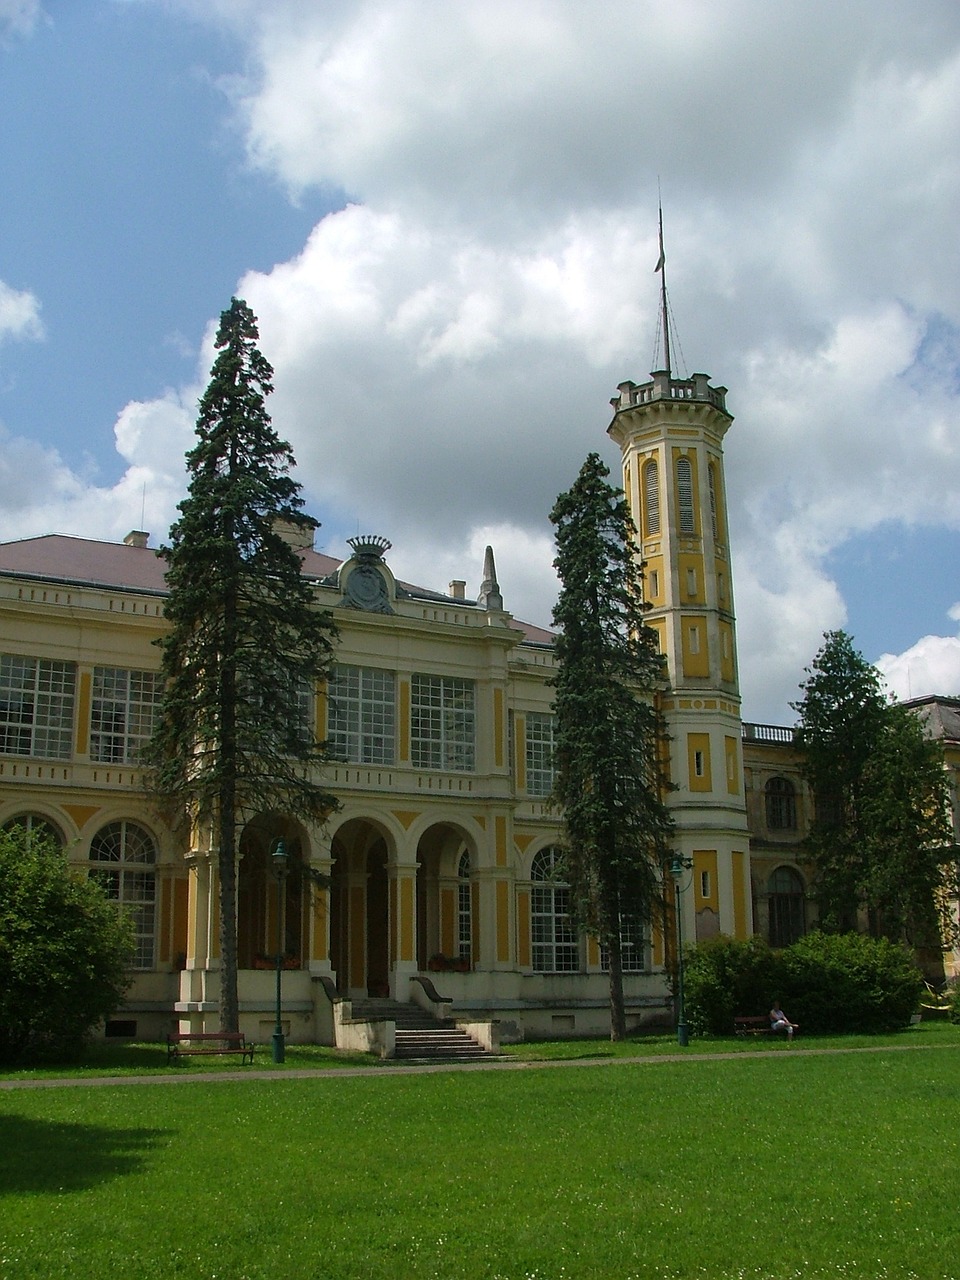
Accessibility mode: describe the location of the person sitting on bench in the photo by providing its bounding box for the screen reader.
[769,1001,798,1039]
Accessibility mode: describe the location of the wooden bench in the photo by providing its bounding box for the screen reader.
[734,1015,798,1038]
[167,1031,256,1065]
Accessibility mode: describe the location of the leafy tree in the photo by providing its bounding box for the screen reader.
[549,452,674,1040]
[147,298,338,1032]
[0,825,133,1063]
[792,630,888,930]
[859,703,955,957]
[793,630,955,962]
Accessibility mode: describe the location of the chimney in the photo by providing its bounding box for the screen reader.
[123,531,149,549]
[274,518,315,552]
[449,580,466,600]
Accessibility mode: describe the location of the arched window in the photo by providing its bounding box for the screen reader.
[643,460,660,536]
[530,847,578,973]
[2,812,64,850]
[768,865,805,948]
[89,820,157,970]
[765,777,797,831]
[676,457,695,534]
[457,849,472,964]
[708,462,720,541]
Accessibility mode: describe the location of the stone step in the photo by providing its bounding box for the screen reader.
[346,997,491,1060]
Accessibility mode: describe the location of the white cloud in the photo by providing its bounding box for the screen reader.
[876,605,960,702]
[0,0,41,43]
[387,521,559,633]
[0,281,43,344]
[0,389,193,549]
[11,0,960,725]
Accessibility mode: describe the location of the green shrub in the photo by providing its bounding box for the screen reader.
[683,934,778,1035]
[948,984,960,1026]
[0,826,133,1063]
[684,930,923,1036]
[776,931,923,1034]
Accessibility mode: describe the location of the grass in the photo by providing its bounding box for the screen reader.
[1,1021,956,1082]
[2,1028,960,1279]
[0,1040,380,1081]
[498,1020,960,1060]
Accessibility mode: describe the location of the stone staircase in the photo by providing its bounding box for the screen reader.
[350,998,490,1062]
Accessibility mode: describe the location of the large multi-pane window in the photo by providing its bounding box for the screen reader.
[410,674,475,771]
[90,667,163,764]
[525,711,556,797]
[2,813,64,850]
[457,849,472,963]
[327,664,396,764]
[601,917,647,973]
[768,865,805,948]
[89,820,157,969]
[530,846,579,973]
[0,655,76,759]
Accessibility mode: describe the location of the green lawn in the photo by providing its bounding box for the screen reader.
[2,1032,960,1279]
[2,1022,956,1082]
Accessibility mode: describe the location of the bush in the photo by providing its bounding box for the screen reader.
[947,984,960,1026]
[0,826,133,1063]
[683,930,923,1036]
[683,934,778,1035]
[778,932,923,1034]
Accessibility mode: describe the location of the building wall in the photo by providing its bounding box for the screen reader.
[0,540,675,1043]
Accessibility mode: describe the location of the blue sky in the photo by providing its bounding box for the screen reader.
[2,0,960,724]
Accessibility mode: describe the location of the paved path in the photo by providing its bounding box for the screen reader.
[2,1040,957,1090]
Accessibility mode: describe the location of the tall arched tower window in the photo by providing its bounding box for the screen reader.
[643,460,660,536]
[708,462,720,540]
[676,457,695,534]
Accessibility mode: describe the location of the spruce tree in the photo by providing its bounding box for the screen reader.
[549,452,674,1040]
[147,298,338,1032]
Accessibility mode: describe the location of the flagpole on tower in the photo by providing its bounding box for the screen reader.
[654,201,671,377]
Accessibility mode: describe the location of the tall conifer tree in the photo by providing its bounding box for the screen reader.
[147,298,338,1032]
[550,453,673,1040]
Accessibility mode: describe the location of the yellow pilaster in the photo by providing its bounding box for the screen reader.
[517,887,531,968]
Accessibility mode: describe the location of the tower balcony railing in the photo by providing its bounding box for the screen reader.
[613,372,728,413]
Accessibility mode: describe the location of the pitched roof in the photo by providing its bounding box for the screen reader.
[0,534,172,593]
[902,695,960,745]
[0,533,556,646]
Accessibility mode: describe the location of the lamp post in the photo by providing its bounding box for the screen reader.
[669,853,692,1047]
[271,838,289,1064]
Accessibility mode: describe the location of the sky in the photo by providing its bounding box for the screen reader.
[1,0,959,725]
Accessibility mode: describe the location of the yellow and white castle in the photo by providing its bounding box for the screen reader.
[1,358,957,1047]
